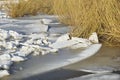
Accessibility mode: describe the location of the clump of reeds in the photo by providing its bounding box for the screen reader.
[4,0,53,18]
[4,0,28,18]
[53,0,120,46]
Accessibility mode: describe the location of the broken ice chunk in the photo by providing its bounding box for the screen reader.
[0,41,17,50]
[6,42,17,50]
[24,39,34,45]
[0,70,9,78]
[41,51,49,55]
[49,49,58,53]
[0,54,11,61]
[56,33,70,42]
[0,29,9,40]
[10,40,20,46]
[9,30,22,40]
[50,34,92,49]
[89,32,99,43]
[0,60,13,70]
[33,40,42,45]
[33,51,40,56]
[0,41,6,48]
[42,39,49,45]
[19,46,34,56]
[14,52,27,57]
[11,56,27,62]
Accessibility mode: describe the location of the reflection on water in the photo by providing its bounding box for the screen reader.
[22,69,91,80]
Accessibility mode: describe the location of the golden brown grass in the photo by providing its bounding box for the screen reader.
[53,0,120,46]
[4,0,53,18]
[0,0,4,10]
[0,5,2,10]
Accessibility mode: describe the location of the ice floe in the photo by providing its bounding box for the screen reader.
[49,33,94,49]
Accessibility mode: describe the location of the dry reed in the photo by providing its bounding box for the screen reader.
[53,0,120,46]
[4,0,53,18]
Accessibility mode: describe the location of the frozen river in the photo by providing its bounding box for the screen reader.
[0,10,120,80]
